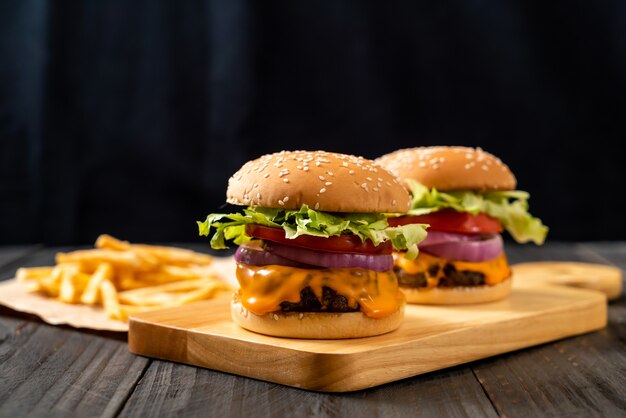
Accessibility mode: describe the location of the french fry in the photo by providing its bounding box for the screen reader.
[100,279,122,319]
[56,249,158,271]
[80,262,113,305]
[118,279,230,306]
[16,266,54,282]
[95,234,130,251]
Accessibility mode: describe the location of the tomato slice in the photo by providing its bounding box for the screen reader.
[245,224,392,255]
[387,209,503,234]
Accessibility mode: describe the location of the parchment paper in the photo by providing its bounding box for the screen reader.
[0,256,237,332]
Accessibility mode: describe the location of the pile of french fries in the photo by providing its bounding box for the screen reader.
[16,235,231,320]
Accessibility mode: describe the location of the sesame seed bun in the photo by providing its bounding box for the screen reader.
[375,146,516,191]
[231,300,405,339]
[401,278,512,305]
[227,150,410,213]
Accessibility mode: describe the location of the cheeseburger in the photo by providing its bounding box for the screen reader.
[375,146,548,304]
[198,150,427,338]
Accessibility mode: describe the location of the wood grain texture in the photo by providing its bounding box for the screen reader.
[119,361,498,418]
[473,243,626,418]
[128,271,607,392]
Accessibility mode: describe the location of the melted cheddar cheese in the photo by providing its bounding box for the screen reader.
[236,264,404,318]
[395,252,511,288]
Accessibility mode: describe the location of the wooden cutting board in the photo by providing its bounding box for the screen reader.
[128,262,620,392]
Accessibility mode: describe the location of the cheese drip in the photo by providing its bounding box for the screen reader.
[236,264,404,318]
[395,252,511,288]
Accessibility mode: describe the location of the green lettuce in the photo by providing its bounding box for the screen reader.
[405,180,548,245]
[197,205,427,259]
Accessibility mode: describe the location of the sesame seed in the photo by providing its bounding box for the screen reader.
[297,165,302,170]
[386,182,392,186]
[464,163,472,169]
[366,177,372,181]
[419,161,427,168]
[349,170,355,175]
[303,166,309,171]
[283,178,289,183]
[466,153,474,159]
[278,199,284,205]
[315,202,320,210]
[256,193,261,199]
[273,314,279,320]
[378,177,383,182]
[327,171,333,176]
[325,181,332,186]
[283,196,289,202]
[315,161,321,167]
[392,199,397,205]
[263,173,270,178]
[373,187,379,192]
[298,313,304,319]
[319,188,327,193]
[253,183,258,188]
[319,176,325,181]
[433,164,440,170]
[361,183,368,191]
[342,162,348,167]
[482,165,489,171]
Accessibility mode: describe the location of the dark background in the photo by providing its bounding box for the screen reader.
[1,1,625,245]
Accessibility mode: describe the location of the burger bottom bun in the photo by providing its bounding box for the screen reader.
[231,301,405,339]
[402,278,512,305]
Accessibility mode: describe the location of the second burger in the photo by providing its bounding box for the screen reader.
[198,150,428,338]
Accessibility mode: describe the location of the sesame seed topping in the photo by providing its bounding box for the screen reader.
[466,153,474,159]
[283,196,289,202]
[392,199,397,205]
[256,193,261,199]
[253,183,258,188]
[263,173,270,178]
[433,164,440,170]
[278,199,284,205]
[373,187,379,192]
[342,162,348,167]
[349,170,355,174]
[325,181,332,186]
[361,183,368,191]
[319,188,327,193]
[419,161,427,168]
[377,177,383,182]
[327,171,333,176]
[303,166,310,172]
[481,165,489,171]
[315,161,321,167]
[315,202,320,210]
[318,176,325,181]
[298,313,304,319]
[283,178,289,183]
[366,177,372,181]
[273,314,279,320]
[297,165,302,170]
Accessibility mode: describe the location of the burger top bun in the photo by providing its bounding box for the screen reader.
[227,150,411,213]
[375,146,516,192]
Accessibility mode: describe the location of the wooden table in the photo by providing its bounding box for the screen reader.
[0,242,624,417]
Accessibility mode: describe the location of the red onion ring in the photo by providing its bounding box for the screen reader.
[421,233,503,262]
[418,230,481,247]
[235,243,313,268]
[264,241,394,272]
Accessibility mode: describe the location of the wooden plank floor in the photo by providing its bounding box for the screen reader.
[0,243,624,418]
